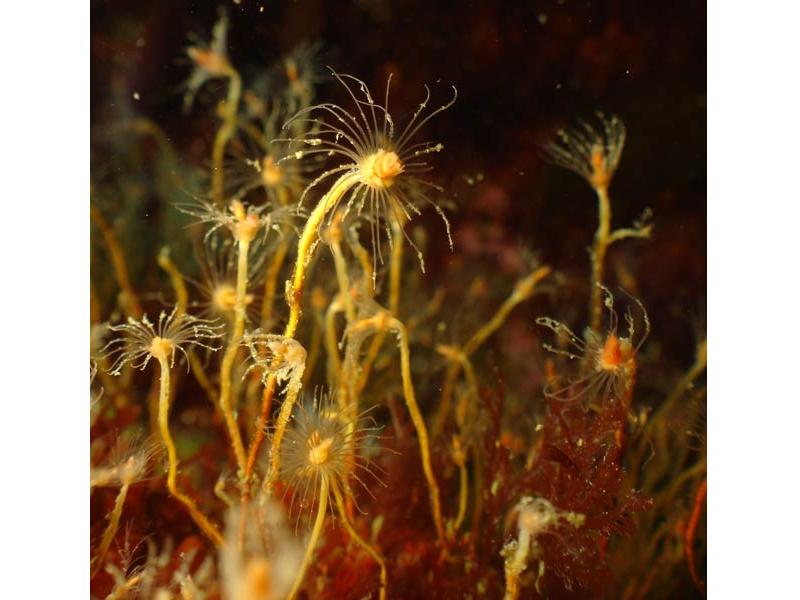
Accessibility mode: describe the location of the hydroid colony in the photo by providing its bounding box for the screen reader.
[90,10,706,599]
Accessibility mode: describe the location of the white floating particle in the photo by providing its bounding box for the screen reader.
[133,92,140,101]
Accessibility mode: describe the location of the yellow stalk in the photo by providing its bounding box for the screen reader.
[90,204,142,320]
[90,483,129,577]
[387,316,445,544]
[261,237,290,329]
[257,172,360,493]
[157,248,189,317]
[503,524,531,600]
[331,238,355,322]
[433,266,551,436]
[324,295,345,389]
[302,310,323,387]
[156,356,224,547]
[218,237,250,475]
[332,481,387,600]
[285,172,361,335]
[211,69,242,208]
[590,185,611,331]
[287,476,329,600]
[454,461,468,532]
[389,216,404,315]
[354,217,403,395]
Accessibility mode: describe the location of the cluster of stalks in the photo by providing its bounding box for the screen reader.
[92,13,463,596]
[90,11,704,599]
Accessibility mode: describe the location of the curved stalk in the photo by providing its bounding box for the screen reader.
[247,172,360,492]
[454,461,468,532]
[90,483,129,577]
[218,237,250,475]
[90,204,142,320]
[156,357,224,546]
[261,237,290,329]
[433,266,551,436]
[332,481,387,600]
[211,70,242,208]
[388,316,445,544]
[589,185,611,331]
[287,476,329,600]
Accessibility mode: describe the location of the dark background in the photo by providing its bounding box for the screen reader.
[91,0,706,365]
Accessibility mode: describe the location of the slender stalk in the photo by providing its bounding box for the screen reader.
[590,185,611,331]
[211,70,242,208]
[332,481,387,600]
[218,237,250,475]
[454,461,468,531]
[685,477,707,592]
[246,172,360,491]
[261,363,305,496]
[188,350,218,405]
[284,173,361,336]
[90,483,129,577]
[503,526,532,600]
[354,219,404,395]
[302,310,323,386]
[389,216,404,316]
[158,250,222,411]
[324,295,345,388]
[91,204,142,319]
[156,357,224,546]
[331,238,355,322]
[287,476,329,600]
[261,238,290,329]
[388,316,445,544]
[433,266,551,436]
[466,266,552,356]
[157,248,189,316]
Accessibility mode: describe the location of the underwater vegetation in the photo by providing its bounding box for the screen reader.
[91,5,706,599]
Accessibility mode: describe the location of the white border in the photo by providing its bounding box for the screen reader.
[1,2,88,596]
[709,1,800,596]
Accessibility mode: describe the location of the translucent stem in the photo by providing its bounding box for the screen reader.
[389,216,404,315]
[284,172,361,335]
[433,266,551,436]
[331,239,355,322]
[248,172,360,492]
[332,481,387,600]
[157,357,224,546]
[355,219,403,394]
[211,70,242,208]
[454,461,468,531]
[324,295,345,387]
[503,527,531,600]
[90,483,129,577]
[387,316,445,544]
[287,476,329,600]
[261,365,305,497]
[218,237,250,476]
[590,185,611,332]
[157,248,189,316]
[90,204,142,319]
[261,237,290,329]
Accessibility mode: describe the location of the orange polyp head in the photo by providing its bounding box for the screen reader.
[229,199,261,242]
[187,47,230,77]
[148,336,174,361]
[599,334,623,371]
[212,284,238,314]
[285,58,299,82]
[360,149,404,188]
[307,429,334,466]
[590,144,610,189]
[261,155,283,187]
